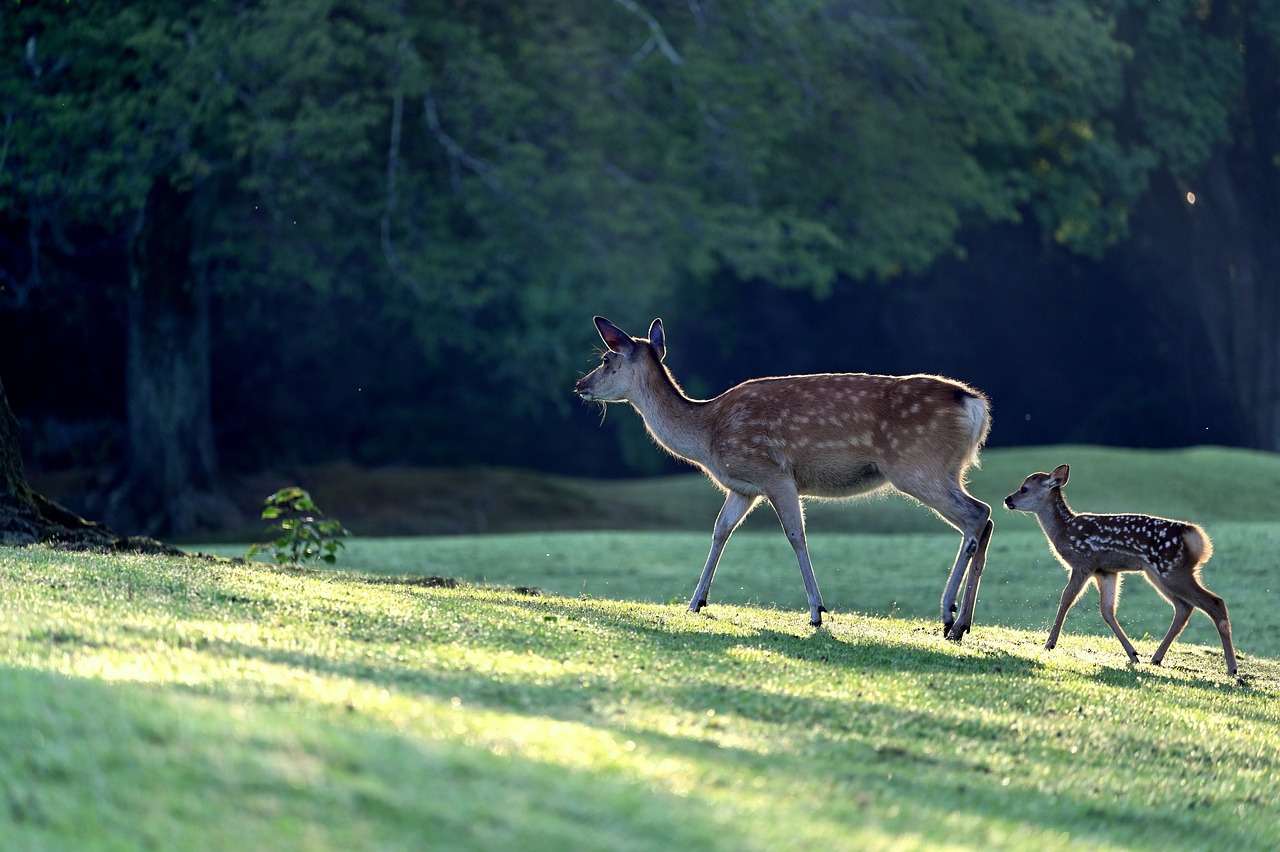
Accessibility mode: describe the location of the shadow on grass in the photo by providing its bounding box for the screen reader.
[0,664,747,851]
[185,606,1273,852]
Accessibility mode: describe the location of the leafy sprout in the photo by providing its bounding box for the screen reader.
[247,487,351,565]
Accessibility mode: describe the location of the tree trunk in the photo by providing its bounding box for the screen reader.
[0,370,180,552]
[1183,14,1280,453]
[1194,154,1280,452]
[102,175,218,536]
[1131,13,1280,453]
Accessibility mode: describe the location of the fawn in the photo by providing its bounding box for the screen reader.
[1005,464,1236,675]
[575,317,993,637]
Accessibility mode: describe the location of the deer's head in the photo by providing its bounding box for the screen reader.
[1004,464,1070,511]
[574,317,666,404]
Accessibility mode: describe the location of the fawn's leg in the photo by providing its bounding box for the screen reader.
[689,491,759,613]
[1151,598,1193,668]
[1153,568,1237,675]
[1046,568,1092,651]
[1203,595,1238,676]
[1157,580,1237,675]
[1095,572,1139,664]
[1182,578,1236,676]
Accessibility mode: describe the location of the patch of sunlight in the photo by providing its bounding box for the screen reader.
[346,678,713,800]
[442,645,580,682]
[50,642,712,802]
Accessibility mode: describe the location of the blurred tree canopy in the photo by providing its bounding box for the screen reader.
[1,0,1278,534]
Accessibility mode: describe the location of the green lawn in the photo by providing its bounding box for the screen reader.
[4,446,1280,850]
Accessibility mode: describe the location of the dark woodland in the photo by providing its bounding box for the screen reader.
[2,1,1278,537]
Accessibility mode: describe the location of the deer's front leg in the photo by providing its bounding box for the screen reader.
[1046,568,1092,651]
[689,491,759,614]
[1095,572,1139,664]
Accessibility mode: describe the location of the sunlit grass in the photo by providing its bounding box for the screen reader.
[224,520,1276,667]
[4,543,1280,850]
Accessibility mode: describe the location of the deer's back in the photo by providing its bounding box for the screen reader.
[1058,513,1205,575]
[701,372,985,498]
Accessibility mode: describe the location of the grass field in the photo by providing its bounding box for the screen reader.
[4,446,1280,850]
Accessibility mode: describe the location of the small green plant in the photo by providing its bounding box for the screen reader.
[248,487,351,565]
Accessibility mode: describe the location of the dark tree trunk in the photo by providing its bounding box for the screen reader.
[102,175,218,536]
[1187,14,1280,452]
[0,370,179,553]
[1194,154,1280,452]
[1124,13,1280,452]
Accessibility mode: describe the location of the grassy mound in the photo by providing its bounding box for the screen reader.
[8,446,1279,848]
[4,543,1280,850]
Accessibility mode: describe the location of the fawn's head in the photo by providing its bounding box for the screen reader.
[575,317,666,404]
[1004,464,1070,511]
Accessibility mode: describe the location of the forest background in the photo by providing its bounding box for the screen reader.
[2,0,1278,538]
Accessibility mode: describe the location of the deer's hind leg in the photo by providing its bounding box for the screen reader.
[1152,570,1237,675]
[1150,597,1194,670]
[895,473,991,641]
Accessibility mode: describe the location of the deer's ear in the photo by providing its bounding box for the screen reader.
[1049,464,1070,487]
[648,318,665,361]
[595,317,633,353]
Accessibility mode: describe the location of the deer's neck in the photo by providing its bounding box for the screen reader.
[626,366,711,465]
[1035,491,1079,541]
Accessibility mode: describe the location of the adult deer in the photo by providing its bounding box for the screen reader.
[1005,464,1236,675]
[575,317,993,637]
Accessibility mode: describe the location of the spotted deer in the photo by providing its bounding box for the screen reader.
[1005,464,1236,675]
[575,317,994,637]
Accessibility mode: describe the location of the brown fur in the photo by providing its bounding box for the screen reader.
[1005,464,1236,675]
[577,317,994,636]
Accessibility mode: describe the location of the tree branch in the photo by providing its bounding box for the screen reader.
[423,92,505,196]
[381,63,421,297]
[612,0,684,66]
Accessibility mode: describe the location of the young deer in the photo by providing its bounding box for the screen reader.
[575,317,994,637]
[1005,464,1236,675]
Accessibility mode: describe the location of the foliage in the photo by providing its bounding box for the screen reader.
[5,0,1280,492]
[3,543,1279,849]
[247,486,350,565]
[0,0,1202,352]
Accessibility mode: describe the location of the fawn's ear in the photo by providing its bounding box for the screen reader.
[595,317,634,353]
[1049,464,1070,488]
[648,318,665,361]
